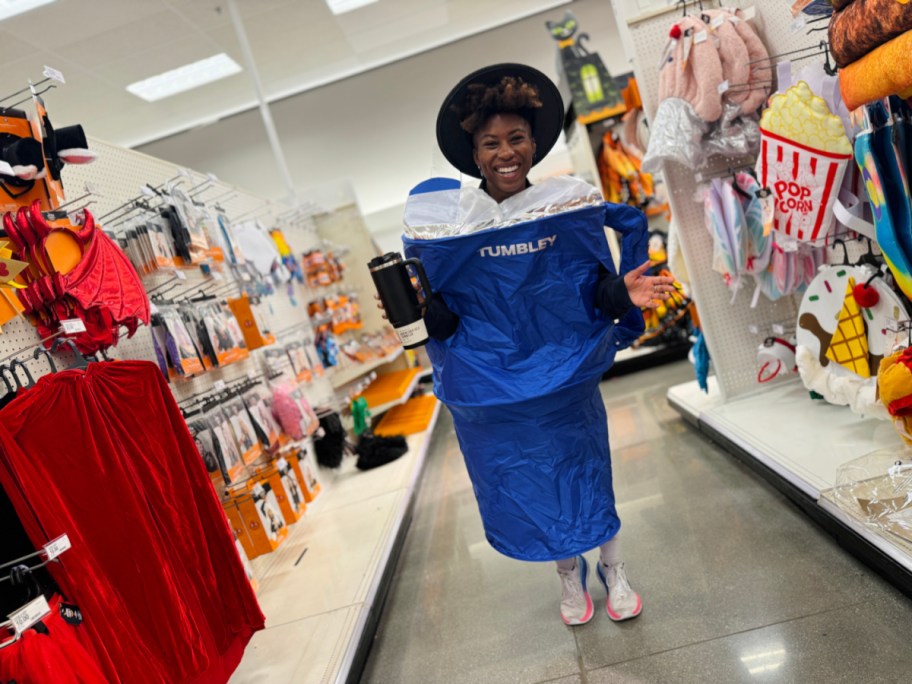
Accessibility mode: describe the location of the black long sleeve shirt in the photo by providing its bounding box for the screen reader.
[423,265,634,341]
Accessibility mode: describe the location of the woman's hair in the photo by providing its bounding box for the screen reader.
[453,76,543,135]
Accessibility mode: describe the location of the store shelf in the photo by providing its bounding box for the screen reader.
[360,367,423,415]
[229,401,442,684]
[330,347,404,389]
[607,341,691,378]
[669,378,912,595]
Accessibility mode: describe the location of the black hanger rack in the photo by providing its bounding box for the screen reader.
[746,40,836,76]
[179,374,267,418]
[676,0,705,17]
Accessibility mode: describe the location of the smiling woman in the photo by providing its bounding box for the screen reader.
[388,63,680,629]
[454,76,542,201]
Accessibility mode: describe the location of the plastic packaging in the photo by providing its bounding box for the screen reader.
[831,449,912,543]
[704,104,761,159]
[641,98,709,173]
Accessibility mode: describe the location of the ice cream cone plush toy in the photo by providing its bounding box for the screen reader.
[826,277,872,378]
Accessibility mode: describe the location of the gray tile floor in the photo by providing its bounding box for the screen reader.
[361,362,912,684]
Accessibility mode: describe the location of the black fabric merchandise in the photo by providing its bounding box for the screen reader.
[0,487,57,615]
[313,412,348,468]
[243,398,271,448]
[188,419,229,483]
[161,205,192,263]
[355,435,409,471]
[423,268,634,341]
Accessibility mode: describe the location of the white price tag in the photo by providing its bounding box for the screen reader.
[150,302,159,315]
[772,324,786,336]
[252,483,266,498]
[682,33,693,66]
[85,182,100,196]
[214,380,227,391]
[742,6,756,21]
[718,80,730,94]
[178,167,191,178]
[172,270,187,281]
[780,235,799,253]
[43,534,71,561]
[42,66,65,84]
[207,173,219,182]
[711,15,725,29]
[60,318,87,335]
[212,271,224,282]
[8,596,51,635]
[140,185,157,198]
[693,30,708,45]
[276,457,289,471]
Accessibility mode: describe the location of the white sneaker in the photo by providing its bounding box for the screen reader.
[596,561,642,621]
[557,555,594,625]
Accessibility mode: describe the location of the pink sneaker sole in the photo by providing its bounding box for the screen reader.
[606,593,642,622]
[562,594,594,626]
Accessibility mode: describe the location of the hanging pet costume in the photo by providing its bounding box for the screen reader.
[404,65,647,561]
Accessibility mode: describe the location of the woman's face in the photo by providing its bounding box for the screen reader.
[473,113,536,203]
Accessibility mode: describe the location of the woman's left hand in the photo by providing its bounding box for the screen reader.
[624,261,677,310]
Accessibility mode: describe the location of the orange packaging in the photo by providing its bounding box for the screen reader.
[254,463,306,524]
[225,483,288,558]
[228,294,269,351]
[287,444,321,503]
[222,500,259,560]
[0,109,53,216]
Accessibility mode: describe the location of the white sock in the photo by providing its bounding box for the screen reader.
[599,537,621,567]
[555,557,577,573]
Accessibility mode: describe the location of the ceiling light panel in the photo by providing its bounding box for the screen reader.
[126,53,242,102]
[326,0,379,15]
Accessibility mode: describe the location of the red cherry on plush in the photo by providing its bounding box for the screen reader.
[669,25,683,40]
[853,283,880,308]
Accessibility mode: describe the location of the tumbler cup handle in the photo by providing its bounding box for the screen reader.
[403,258,433,309]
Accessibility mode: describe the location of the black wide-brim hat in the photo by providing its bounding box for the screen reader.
[436,63,564,179]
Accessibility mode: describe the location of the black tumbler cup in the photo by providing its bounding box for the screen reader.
[368,252,433,349]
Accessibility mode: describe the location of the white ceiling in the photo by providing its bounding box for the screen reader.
[0,0,570,147]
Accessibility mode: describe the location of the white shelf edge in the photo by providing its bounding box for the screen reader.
[334,401,442,684]
[330,347,404,389]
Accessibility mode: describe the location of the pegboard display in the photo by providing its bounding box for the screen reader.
[0,132,386,419]
[621,1,825,400]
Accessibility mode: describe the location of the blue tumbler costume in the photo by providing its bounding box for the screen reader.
[404,200,647,561]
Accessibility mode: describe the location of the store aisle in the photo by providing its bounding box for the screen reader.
[361,362,912,684]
